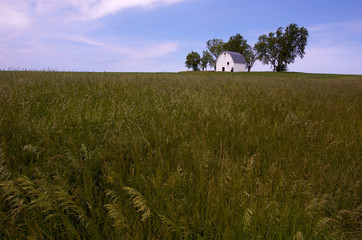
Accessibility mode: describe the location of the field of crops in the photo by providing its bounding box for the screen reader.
[0,71,361,239]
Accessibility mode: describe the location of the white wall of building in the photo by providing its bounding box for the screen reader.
[233,63,246,72]
[216,52,246,72]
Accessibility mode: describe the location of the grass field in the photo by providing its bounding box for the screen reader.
[0,71,361,239]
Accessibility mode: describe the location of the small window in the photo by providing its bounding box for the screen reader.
[227,62,229,66]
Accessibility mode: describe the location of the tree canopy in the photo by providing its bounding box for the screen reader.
[223,34,257,71]
[185,51,201,71]
[254,23,309,71]
[206,39,225,59]
[223,34,248,55]
[206,39,224,69]
[244,45,258,72]
[200,50,213,71]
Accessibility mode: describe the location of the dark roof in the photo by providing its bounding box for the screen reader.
[221,51,246,64]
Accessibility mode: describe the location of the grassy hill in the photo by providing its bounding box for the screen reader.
[0,71,361,239]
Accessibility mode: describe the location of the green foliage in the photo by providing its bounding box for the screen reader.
[185,51,201,71]
[207,34,257,71]
[200,50,214,71]
[0,71,361,239]
[223,33,248,55]
[255,23,309,71]
[222,34,259,72]
[244,45,258,72]
[206,39,225,59]
[206,39,225,69]
[123,186,151,222]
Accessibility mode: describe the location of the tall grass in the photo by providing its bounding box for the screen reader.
[0,71,361,239]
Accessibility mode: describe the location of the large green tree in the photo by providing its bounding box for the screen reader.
[254,23,309,71]
[200,50,213,71]
[223,34,248,55]
[224,34,258,71]
[206,39,224,69]
[244,45,258,72]
[185,51,201,71]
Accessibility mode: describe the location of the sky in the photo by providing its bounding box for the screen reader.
[1,0,362,74]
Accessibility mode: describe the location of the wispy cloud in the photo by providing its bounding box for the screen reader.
[0,1,29,29]
[59,35,105,47]
[291,45,362,74]
[0,0,32,42]
[0,33,180,71]
[0,0,187,33]
[32,0,186,21]
[289,20,362,74]
[109,41,179,59]
[76,0,185,21]
[309,20,362,35]
[0,0,184,71]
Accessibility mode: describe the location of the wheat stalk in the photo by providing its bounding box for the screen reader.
[53,186,89,227]
[243,208,253,231]
[0,148,10,181]
[123,186,151,222]
[104,190,126,230]
[159,214,178,233]
[293,231,304,240]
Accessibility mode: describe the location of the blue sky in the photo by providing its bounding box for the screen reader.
[1,0,362,74]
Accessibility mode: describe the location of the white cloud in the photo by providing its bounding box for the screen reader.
[290,45,362,74]
[0,0,185,72]
[309,20,362,35]
[109,41,179,59]
[288,20,362,74]
[0,2,29,29]
[0,32,180,71]
[0,0,32,41]
[0,0,187,31]
[31,0,186,21]
[75,0,185,20]
[59,35,105,46]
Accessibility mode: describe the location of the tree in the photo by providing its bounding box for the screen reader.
[200,50,213,71]
[223,34,248,55]
[206,39,224,70]
[224,33,257,71]
[185,51,201,71]
[254,23,309,72]
[244,45,258,72]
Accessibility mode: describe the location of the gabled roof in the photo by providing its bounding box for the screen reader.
[220,51,246,64]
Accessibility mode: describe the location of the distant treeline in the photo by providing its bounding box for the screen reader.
[186,23,308,72]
